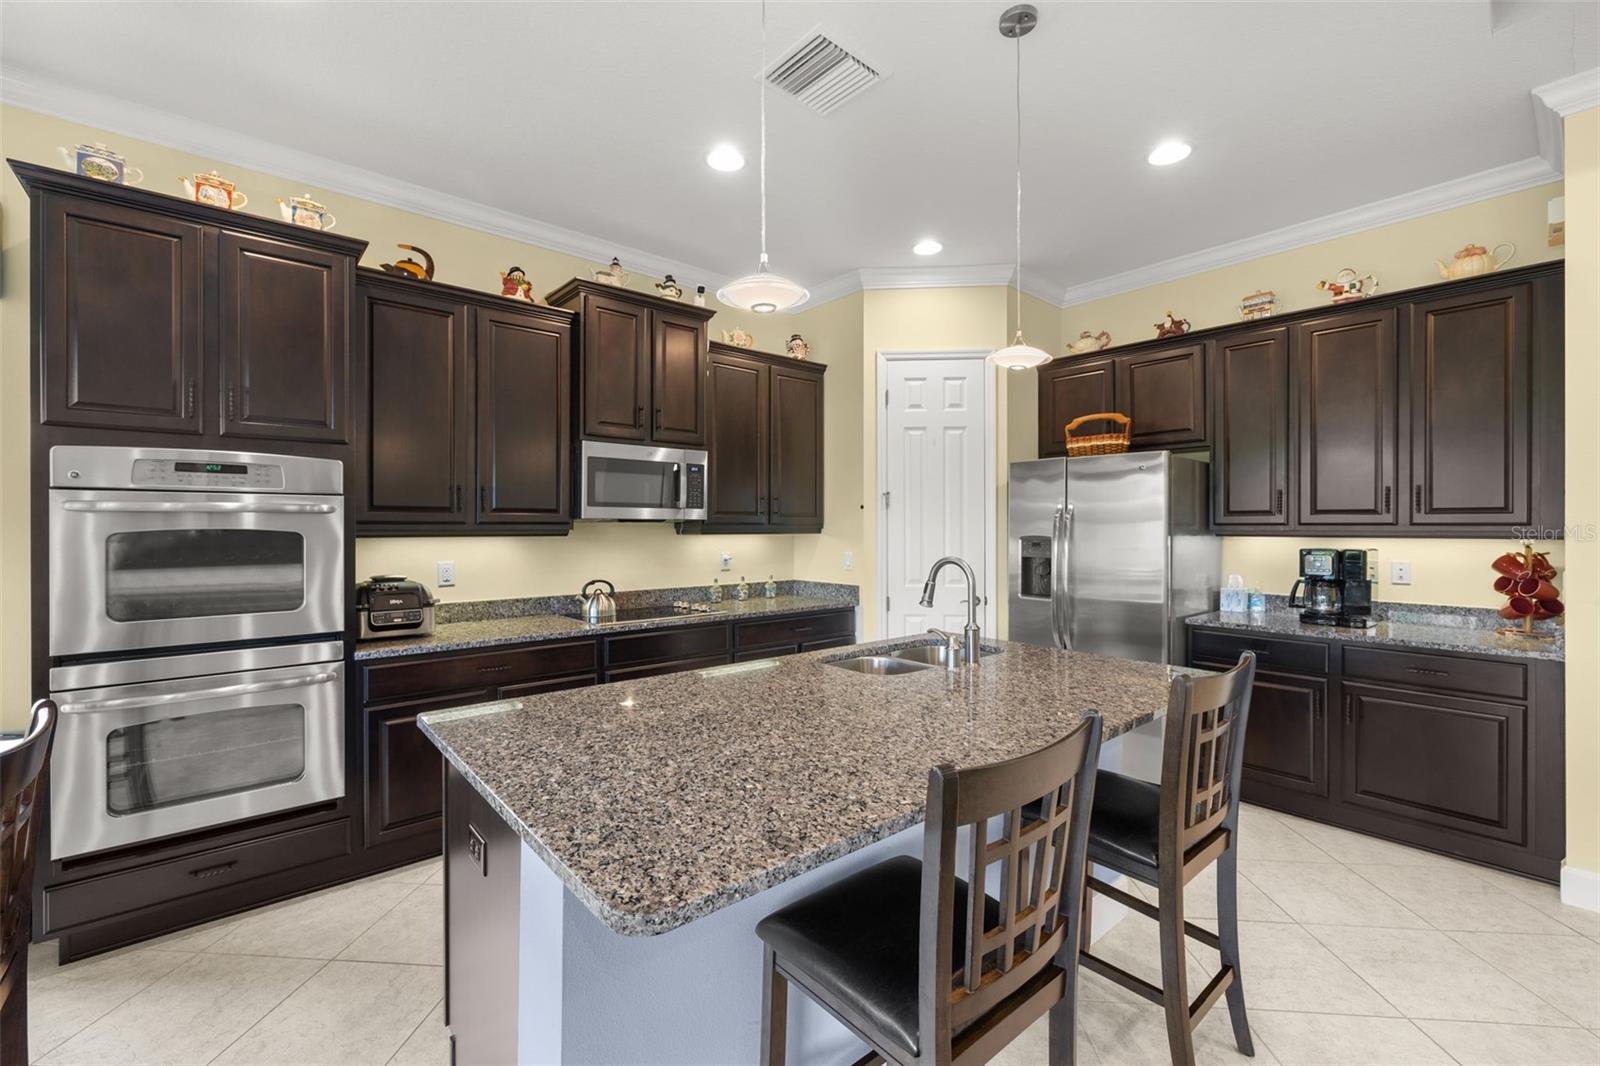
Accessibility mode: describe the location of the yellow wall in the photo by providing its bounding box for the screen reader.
[1562,107,1599,882]
[1047,181,1567,609]
[0,103,791,728]
[789,292,865,589]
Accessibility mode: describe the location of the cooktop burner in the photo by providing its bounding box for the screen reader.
[558,602,728,626]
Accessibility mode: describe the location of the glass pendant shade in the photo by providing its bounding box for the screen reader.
[716,255,809,313]
[990,330,1052,370]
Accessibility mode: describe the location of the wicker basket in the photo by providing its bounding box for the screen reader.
[1063,412,1131,456]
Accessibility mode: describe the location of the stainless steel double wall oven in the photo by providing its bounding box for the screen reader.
[46,447,346,861]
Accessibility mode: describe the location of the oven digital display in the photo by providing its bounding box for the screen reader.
[174,462,249,475]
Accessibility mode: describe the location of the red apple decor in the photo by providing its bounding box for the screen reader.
[1493,544,1562,636]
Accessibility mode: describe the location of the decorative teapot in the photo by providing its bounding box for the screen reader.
[593,257,628,287]
[655,274,683,300]
[380,244,436,281]
[180,171,248,210]
[499,265,535,302]
[277,193,336,230]
[58,143,142,184]
[786,333,811,359]
[1437,242,1514,280]
[1065,330,1111,355]
[721,328,754,349]
[1317,268,1378,303]
[1154,311,1190,339]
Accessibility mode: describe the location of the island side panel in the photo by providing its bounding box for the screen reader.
[445,764,523,1065]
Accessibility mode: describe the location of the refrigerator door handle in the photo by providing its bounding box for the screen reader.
[1051,504,1074,650]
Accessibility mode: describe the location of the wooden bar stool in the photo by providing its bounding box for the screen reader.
[1079,654,1258,1066]
[756,711,1103,1066]
[2,699,59,1066]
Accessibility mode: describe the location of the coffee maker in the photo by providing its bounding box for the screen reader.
[1290,548,1375,628]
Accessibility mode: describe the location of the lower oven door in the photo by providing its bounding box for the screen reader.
[50,660,345,861]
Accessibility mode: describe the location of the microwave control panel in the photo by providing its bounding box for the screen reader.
[685,463,705,509]
[130,459,285,490]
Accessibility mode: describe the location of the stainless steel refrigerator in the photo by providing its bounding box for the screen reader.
[1007,451,1219,664]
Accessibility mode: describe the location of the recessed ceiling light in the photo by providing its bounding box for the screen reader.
[706,144,745,172]
[912,237,943,256]
[1147,140,1192,166]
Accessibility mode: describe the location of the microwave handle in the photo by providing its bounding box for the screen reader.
[61,500,338,515]
[671,463,681,507]
[56,670,341,714]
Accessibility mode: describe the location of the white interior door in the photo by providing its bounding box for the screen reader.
[879,352,994,638]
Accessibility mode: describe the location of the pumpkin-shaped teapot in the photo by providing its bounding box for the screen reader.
[1437,242,1514,280]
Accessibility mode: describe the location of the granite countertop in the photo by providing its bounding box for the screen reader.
[418,637,1194,936]
[1186,606,1564,662]
[354,594,855,661]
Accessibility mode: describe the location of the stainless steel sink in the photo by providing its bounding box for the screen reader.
[888,643,958,667]
[826,655,933,676]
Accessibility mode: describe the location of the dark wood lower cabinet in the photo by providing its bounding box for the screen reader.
[1188,626,1562,881]
[364,691,491,847]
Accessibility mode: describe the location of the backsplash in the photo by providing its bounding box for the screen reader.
[437,580,859,623]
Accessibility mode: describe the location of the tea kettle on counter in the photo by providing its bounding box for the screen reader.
[576,579,618,624]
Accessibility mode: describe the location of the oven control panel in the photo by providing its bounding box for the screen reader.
[130,459,285,490]
[685,463,705,510]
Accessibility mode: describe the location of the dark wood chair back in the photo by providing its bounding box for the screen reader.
[1159,654,1257,863]
[2,699,58,1065]
[2,699,56,962]
[919,710,1103,1053]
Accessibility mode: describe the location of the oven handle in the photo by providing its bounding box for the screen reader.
[60,501,338,515]
[56,671,341,713]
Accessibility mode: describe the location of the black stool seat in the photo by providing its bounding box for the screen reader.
[756,854,998,1057]
[1087,771,1161,880]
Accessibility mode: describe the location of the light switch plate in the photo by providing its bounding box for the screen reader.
[437,560,456,588]
[1390,560,1412,586]
[719,552,732,572]
[843,551,854,571]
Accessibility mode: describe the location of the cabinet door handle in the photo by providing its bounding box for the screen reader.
[454,484,462,512]
[1405,666,1449,677]
[1275,489,1283,515]
[635,405,644,428]
[188,860,237,881]
[479,485,487,513]
[772,497,780,514]
[1414,485,1422,513]
[185,379,196,418]
[655,406,662,426]
[476,664,512,674]
[1344,696,1353,724]
[1383,486,1390,513]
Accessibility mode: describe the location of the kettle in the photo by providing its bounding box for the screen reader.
[576,579,618,624]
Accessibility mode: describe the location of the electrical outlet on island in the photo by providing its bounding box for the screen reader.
[437,560,456,588]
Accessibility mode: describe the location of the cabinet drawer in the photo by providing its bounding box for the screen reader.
[1343,646,1525,701]
[607,654,731,681]
[605,623,729,669]
[363,640,598,703]
[734,610,854,649]
[1189,629,1328,676]
[499,674,598,699]
[44,819,351,933]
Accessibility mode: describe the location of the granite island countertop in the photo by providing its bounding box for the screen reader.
[354,594,856,661]
[417,636,1196,936]
[1186,606,1564,662]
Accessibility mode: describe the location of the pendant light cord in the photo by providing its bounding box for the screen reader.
[759,0,769,271]
[1013,30,1024,339]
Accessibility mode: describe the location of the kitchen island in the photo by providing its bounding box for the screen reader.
[419,635,1190,1064]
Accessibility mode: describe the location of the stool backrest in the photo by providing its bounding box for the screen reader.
[1159,654,1257,863]
[918,711,1103,1056]
[2,700,57,964]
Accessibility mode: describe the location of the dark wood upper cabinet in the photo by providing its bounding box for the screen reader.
[1212,327,1290,526]
[1038,356,1116,457]
[1294,307,1399,526]
[651,309,708,445]
[706,352,769,526]
[1117,342,1206,448]
[1409,284,1530,526]
[579,292,649,440]
[548,280,715,447]
[39,193,205,434]
[770,364,825,529]
[475,306,571,526]
[217,231,350,442]
[356,282,471,525]
[702,343,825,532]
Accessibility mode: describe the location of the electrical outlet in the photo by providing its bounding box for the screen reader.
[843,551,854,571]
[719,551,732,572]
[437,560,456,588]
[1366,547,1380,583]
[1390,560,1412,586]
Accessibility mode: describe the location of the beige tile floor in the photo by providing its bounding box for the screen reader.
[27,805,1600,1065]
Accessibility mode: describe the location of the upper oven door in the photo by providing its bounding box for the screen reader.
[580,440,704,520]
[49,489,345,658]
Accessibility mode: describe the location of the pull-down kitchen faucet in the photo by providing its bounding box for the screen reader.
[919,556,982,665]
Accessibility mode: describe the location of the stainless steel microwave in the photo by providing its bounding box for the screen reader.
[579,441,707,521]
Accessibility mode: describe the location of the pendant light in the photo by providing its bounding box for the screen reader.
[988,4,1052,371]
[717,0,809,314]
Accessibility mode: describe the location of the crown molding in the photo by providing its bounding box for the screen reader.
[1058,155,1560,308]
[858,263,1017,290]
[0,69,734,292]
[1532,68,1600,173]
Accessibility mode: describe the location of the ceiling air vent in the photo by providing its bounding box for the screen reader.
[765,32,883,114]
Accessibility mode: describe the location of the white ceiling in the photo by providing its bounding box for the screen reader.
[3,1,1596,303]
